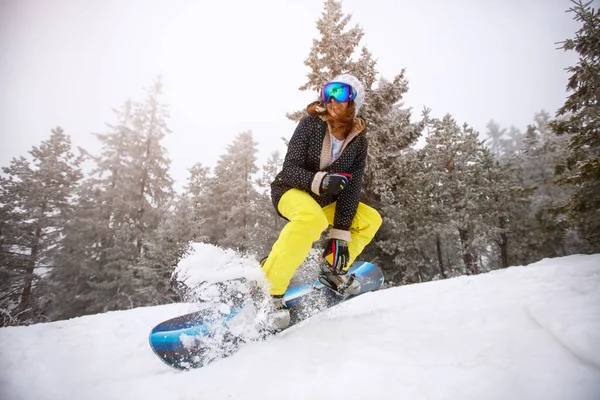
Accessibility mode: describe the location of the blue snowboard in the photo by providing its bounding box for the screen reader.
[149,261,384,370]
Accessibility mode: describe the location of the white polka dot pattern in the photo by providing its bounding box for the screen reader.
[271,114,368,231]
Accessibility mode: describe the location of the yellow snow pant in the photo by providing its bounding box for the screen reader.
[262,188,382,296]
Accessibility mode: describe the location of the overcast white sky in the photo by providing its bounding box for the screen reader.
[0,0,584,188]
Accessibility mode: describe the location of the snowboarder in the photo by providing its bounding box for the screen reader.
[261,74,382,329]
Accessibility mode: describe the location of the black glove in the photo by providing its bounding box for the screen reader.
[320,173,352,196]
[322,238,350,274]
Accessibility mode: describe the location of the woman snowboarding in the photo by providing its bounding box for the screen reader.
[261,74,382,329]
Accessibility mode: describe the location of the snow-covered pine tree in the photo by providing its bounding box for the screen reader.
[522,123,539,158]
[183,162,212,243]
[126,79,175,298]
[287,0,374,123]
[485,120,507,159]
[0,201,21,325]
[205,131,260,253]
[49,178,110,319]
[0,128,83,325]
[129,79,174,252]
[49,80,175,319]
[145,163,217,299]
[362,78,428,208]
[549,0,600,251]
[0,157,33,325]
[501,126,524,157]
[375,115,492,282]
[477,149,534,269]
[375,148,444,284]
[483,114,569,263]
[418,115,488,275]
[130,196,191,305]
[297,0,367,99]
[51,100,141,318]
[518,111,575,260]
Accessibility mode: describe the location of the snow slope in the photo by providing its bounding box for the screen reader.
[1,244,599,400]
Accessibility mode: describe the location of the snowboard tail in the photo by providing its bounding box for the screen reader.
[149,261,383,370]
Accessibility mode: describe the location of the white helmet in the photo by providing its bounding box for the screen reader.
[330,74,365,116]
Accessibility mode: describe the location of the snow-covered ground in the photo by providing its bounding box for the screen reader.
[1,244,599,400]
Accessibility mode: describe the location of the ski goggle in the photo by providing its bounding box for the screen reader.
[320,82,357,103]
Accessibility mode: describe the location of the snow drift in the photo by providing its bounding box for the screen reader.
[1,244,599,400]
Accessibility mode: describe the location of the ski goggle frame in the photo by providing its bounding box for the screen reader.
[320,82,357,104]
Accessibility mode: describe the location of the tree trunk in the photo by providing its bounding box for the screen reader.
[499,232,509,268]
[136,137,152,256]
[242,161,248,252]
[497,215,509,268]
[458,227,479,275]
[436,234,447,278]
[20,226,41,311]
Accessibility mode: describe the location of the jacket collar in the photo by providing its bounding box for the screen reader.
[318,116,365,170]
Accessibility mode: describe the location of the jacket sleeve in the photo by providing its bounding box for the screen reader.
[278,116,322,193]
[332,135,368,234]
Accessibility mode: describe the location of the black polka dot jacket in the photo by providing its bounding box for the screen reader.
[270,113,368,242]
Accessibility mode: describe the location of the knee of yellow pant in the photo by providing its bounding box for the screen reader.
[295,210,329,237]
[363,207,383,237]
[373,209,383,230]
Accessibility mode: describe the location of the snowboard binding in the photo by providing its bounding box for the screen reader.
[260,255,361,296]
[318,264,361,296]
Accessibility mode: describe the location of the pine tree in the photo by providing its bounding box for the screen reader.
[501,126,524,156]
[482,111,576,265]
[485,120,506,159]
[298,0,367,94]
[376,148,441,284]
[51,99,141,318]
[521,112,574,259]
[363,78,428,208]
[131,197,191,305]
[48,80,175,319]
[478,150,533,269]
[205,131,260,253]
[129,79,174,254]
[522,124,539,157]
[419,115,488,275]
[376,115,495,282]
[0,128,83,325]
[183,162,212,243]
[126,79,175,301]
[289,0,374,122]
[549,0,600,251]
[0,157,33,324]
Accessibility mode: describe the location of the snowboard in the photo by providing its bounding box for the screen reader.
[149,261,384,370]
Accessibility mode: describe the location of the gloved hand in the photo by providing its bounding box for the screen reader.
[322,238,350,274]
[320,173,352,196]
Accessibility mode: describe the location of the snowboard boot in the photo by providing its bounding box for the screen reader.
[256,256,290,331]
[266,295,290,332]
[319,264,361,295]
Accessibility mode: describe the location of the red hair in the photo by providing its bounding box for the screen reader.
[306,101,365,138]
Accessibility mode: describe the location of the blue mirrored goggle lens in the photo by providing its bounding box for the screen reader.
[321,82,356,103]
